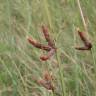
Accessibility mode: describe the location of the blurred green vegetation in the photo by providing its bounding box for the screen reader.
[0,0,96,96]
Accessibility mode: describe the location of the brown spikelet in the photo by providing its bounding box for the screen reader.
[40,49,56,61]
[37,79,54,91]
[78,31,88,44]
[75,28,92,50]
[27,37,51,51]
[42,25,55,48]
[37,71,54,91]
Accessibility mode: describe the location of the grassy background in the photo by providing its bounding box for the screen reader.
[0,0,96,96]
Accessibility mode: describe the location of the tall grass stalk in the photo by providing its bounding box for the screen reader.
[56,51,66,96]
[73,26,80,96]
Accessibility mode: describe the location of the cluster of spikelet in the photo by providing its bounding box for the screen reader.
[27,26,92,92]
[27,25,56,61]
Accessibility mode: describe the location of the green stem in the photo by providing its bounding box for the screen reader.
[90,48,96,76]
[56,50,66,96]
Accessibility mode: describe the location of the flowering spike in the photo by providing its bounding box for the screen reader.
[75,28,92,50]
[41,25,50,42]
[27,37,51,51]
[78,31,88,44]
[42,25,55,48]
[37,71,54,91]
[40,49,56,61]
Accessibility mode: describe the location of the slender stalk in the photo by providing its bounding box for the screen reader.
[76,0,89,38]
[43,0,53,30]
[73,26,80,96]
[90,48,96,75]
[56,50,66,96]
[51,91,54,96]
